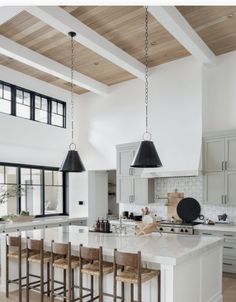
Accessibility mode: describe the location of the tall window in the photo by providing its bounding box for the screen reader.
[0,80,66,128]
[0,163,66,217]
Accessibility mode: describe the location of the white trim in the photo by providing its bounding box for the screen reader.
[0,35,109,96]
[148,6,216,64]
[0,6,24,25]
[25,6,145,80]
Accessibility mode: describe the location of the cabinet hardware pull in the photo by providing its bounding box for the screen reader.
[221,195,224,204]
[202,232,213,235]
[225,161,228,170]
[129,168,133,176]
[224,234,234,237]
[223,263,233,266]
[225,195,227,204]
[224,246,234,249]
[222,161,224,171]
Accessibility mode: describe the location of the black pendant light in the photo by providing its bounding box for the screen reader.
[131,7,162,168]
[60,32,85,172]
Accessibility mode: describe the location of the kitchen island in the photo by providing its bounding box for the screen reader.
[0,226,223,302]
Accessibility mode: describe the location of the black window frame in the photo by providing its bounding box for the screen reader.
[0,80,66,128]
[0,161,68,218]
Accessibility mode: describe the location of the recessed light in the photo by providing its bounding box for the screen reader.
[94,62,99,66]
[150,41,158,46]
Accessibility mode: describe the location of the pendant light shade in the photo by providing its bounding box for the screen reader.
[131,7,162,169]
[60,31,85,173]
[131,140,162,168]
[60,150,85,172]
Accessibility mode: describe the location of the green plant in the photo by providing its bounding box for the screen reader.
[0,185,25,204]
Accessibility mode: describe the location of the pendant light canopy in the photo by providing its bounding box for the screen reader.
[60,32,85,173]
[131,7,162,168]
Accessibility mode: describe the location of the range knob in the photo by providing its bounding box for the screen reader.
[160,227,163,231]
[171,228,174,232]
[180,229,184,232]
[185,229,188,233]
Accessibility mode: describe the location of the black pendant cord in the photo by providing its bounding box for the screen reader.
[69,31,76,150]
[144,6,151,141]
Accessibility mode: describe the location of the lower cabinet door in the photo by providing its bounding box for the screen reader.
[223,257,236,274]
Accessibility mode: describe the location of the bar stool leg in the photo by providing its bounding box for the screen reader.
[137,282,141,302]
[91,275,94,301]
[40,258,44,302]
[51,264,54,302]
[68,267,72,302]
[130,284,134,302]
[99,275,103,302]
[79,267,83,301]
[72,269,75,302]
[63,269,67,302]
[113,275,116,302]
[19,252,22,302]
[121,282,124,302]
[158,273,161,302]
[6,250,9,298]
[47,262,50,297]
[26,259,29,302]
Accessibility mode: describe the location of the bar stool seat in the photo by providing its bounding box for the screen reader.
[7,248,36,259]
[82,260,113,276]
[28,251,52,263]
[116,266,159,284]
[53,256,80,269]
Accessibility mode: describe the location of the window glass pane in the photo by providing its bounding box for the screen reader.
[41,98,48,110]
[45,186,63,215]
[21,168,31,185]
[53,171,62,186]
[52,114,63,127]
[52,101,57,113]
[16,90,23,104]
[24,92,30,106]
[6,166,17,184]
[58,103,63,115]
[0,184,18,216]
[35,96,41,109]
[3,85,11,100]
[35,109,48,123]
[0,98,11,114]
[21,185,42,216]
[45,171,53,185]
[0,84,2,97]
[31,169,41,185]
[0,166,4,183]
[16,103,30,119]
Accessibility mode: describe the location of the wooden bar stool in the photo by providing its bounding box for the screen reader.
[26,238,51,302]
[79,245,113,302]
[51,241,80,302]
[5,235,35,302]
[113,249,161,302]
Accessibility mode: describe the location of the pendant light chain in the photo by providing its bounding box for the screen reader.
[144,6,150,139]
[70,33,75,147]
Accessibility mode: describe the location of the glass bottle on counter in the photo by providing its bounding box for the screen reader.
[105,220,111,233]
[96,218,100,232]
[100,218,105,232]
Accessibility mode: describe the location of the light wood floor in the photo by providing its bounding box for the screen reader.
[0,276,235,301]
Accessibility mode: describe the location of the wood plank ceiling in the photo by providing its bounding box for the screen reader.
[0,6,236,95]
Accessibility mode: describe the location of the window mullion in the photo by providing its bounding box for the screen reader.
[41,170,45,216]
[17,167,21,214]
[11,86,16,116]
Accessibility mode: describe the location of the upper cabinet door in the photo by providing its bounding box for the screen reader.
[205,172,225,205]
[117,149,136,176]
[225,137,236,171]
[204,139,225,172]
[225,172,236,205]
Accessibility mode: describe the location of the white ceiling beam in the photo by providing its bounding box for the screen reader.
[0,35,109,95]
[0,6,24,25]
[148,6,216,64]
[25,6,145,80]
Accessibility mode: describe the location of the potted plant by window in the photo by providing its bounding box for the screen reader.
[0,185,34,223]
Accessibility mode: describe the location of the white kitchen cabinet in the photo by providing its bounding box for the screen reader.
[195,229,236,274]
[204,138,225,172]
[203,132,236,206]
[205,172,225,205]
[116,142,155,204]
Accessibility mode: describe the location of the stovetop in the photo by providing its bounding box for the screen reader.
[161,220,202,226]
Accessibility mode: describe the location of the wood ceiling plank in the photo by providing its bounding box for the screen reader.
[177,6,236,56]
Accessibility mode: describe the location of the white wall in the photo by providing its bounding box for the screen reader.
[204,51,236,132]
[78,56,203,173]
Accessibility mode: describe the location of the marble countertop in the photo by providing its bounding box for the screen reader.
[195,223,236,233]
[0,216,87,230]
[8,225,223,266]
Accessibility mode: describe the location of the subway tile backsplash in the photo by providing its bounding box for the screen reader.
[119,176,236,222]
